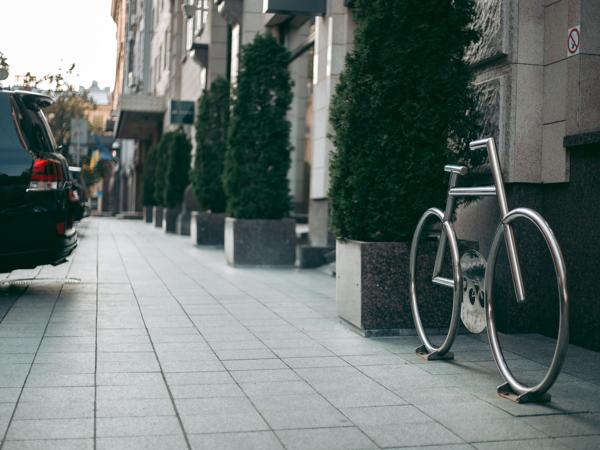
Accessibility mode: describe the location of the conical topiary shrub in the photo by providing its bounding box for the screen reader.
[224,33,293,220]
[142,144,158,223]
[329,0,482,242]
[189,77,230,245]
[160,128,191,233]
[223,33,295,266]
[154,131,174,208]
[192,77,229,213]
[329,0,482,333]
[165,128,192,209]
[143,144,158,206]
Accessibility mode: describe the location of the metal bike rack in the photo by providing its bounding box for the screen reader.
[409,137,570,404]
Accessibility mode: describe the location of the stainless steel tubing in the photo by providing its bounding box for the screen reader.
[410,208,462,356]
[471,138,527,303]
[485,207,569,396]
[449,186,497,197]
[432,276,454,288]
[433,173,459,279]
[444,164,468,175]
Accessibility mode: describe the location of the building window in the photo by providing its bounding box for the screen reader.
[164,28,169,70]
[194,0,209,36]
[153,56,158,92]
[158,44,163,78]
[184,0,208,51]
[186,0,194,51]
[154,1,158,28]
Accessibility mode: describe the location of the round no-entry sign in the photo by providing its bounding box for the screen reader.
[568,26,580,56]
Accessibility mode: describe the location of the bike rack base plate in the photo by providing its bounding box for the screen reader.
[497,382,551,404]
[415,345,454,361]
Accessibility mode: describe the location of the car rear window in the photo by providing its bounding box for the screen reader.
[0,94,25,153]
[12,95,56,155]
[0,94,33,176]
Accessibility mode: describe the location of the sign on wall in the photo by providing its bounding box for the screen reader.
[170,100,195,125]
[567,25,580,57]
[70,118,89,166]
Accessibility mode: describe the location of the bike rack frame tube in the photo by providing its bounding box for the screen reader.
[432,173,458,280]
[449,186,497,197]
[470,138,526,303]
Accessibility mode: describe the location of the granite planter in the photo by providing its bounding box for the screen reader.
[176,210,192,236]
[143,206,153,223]
[177,185,200,236]
[191,212,226,246]
[225,217,295,266]
[336,239,453,336]
[297,245,335,268]
[152,206,163,228]
[162,208,180,233]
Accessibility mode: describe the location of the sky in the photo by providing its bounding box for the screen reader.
[0,0,117,91]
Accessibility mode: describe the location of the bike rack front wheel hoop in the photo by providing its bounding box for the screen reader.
[486,207,569,398]
[409,208,462,357]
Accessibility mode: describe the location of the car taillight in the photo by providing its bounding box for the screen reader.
[56,222,66,235]
[27,159,64,192]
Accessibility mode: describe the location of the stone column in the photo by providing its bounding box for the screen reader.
[308,0,355,247]
[286,22,311,214]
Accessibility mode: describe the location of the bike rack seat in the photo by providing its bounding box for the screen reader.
[444,164,468,175]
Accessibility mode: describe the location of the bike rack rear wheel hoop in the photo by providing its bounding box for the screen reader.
[409,208,462,359]
[485,207,569,402]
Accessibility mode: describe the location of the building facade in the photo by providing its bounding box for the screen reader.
[112,0,231,213]
[112,0,164,213]
[111,0,600,348]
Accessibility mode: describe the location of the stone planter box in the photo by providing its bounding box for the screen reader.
[176,211,192,236]
[152,206,163,228]
[143,206,153,223]
[225,217,295,266]
[336,239,453,336]
[162,208,180,233]
[191,212,226,246]
[297,245,334,268]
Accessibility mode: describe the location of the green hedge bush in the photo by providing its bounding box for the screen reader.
[224,33,293,219]
[142,144,158,206]
[329,0,482,242]
[192,77,229,213]
[165,129,192,209]
[153,132,173,208]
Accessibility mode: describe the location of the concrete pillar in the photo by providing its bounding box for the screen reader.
[208,7,229,86]
[286,23,311,214]
[308,0,355,246]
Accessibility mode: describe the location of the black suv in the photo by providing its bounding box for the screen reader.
[0,90,77,272]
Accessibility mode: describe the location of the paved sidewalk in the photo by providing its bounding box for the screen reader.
[0,217,598,450]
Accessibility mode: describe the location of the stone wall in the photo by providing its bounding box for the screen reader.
[457,0,600,350]
[308,0,355,245]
